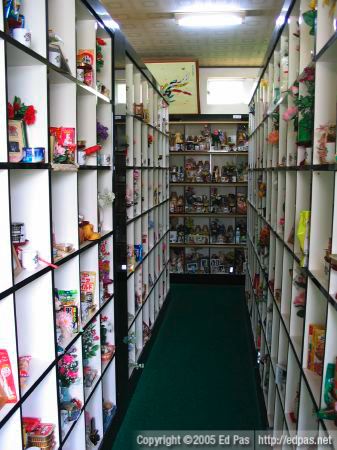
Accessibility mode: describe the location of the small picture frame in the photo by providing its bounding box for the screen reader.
[200,258,209,269]
[8,119,27,163]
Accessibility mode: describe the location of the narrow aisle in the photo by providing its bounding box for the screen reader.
[112,284,267,449]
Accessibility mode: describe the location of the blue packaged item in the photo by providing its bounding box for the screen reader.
[134,244,143,262]
[22,147,45,163]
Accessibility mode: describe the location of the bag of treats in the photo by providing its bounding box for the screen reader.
[0,349,17,409]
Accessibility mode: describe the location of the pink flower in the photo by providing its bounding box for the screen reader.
[94,336,99,341]
[282,106,298,121]
[68,371,78,378]
[213,129,219,136]
[59,366,66,374]
[290,85,299,95]
[62,354,74,364]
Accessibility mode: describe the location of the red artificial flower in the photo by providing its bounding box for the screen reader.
[13,102,20,112]
[23,105,36,125]
[97,38,106,46]
[7,102,14,119]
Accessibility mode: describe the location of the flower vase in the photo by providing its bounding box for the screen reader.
[326,142,336,164]
[61,386,71,403]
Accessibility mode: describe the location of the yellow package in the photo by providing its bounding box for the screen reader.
[312,326,325,376]
[297,210,310,267]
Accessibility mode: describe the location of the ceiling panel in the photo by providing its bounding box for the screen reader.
[102,0,284,66]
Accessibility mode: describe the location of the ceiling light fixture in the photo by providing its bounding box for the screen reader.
[175,12,244,28]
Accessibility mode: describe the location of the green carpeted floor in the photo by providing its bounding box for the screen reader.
[111,283,267,449]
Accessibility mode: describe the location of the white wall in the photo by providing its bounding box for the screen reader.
[199,67,260,115]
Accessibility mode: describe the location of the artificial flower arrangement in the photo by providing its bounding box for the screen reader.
[97,121,109,144]
[316,124,336,164]
[267,130,279,145]
[58,348,80,388]
[296,66,315,144]
[8,97,36,125]
[7,97,38,163]
[83,322,100,361]
[302,0,317,36]
[82,321,100,388]
[282,81,299,127]
[267,111,280,145]
[100,315,115,362]
[317,359,337,423]
[98,190,115,208]
[96,38,106,72]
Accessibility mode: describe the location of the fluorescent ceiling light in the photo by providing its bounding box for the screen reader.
[175,12,244,27]
[178,2,243,13]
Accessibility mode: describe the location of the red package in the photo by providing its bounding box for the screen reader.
[50,127,75,146]
[0,349,17,404]
[22,417,41,432]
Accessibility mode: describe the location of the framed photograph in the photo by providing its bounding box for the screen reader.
[200,258,209,268]
[145,59,200,114]
[8,119,27,163]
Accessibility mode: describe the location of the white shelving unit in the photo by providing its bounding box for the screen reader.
[247,0,337,442]
[0,1,116,448]
[168,118,248,276]
[124,57,170,377]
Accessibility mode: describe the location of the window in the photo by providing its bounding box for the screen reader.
[116,82,126,104]
[207,78,252,105]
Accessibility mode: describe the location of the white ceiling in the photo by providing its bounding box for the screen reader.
[102,0,284,66]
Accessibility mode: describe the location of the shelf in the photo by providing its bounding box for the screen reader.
[315,31,337,63]
[170,151,248,156]
[171,243,245,248]
[170,213,246,218]
[172,182,248,187]
[247,2,337,438]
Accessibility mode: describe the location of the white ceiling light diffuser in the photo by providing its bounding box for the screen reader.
[175,12,244,28]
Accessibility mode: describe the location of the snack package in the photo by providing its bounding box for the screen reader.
[80,272,96,301]
[57,290,78,306]
[0,349,17,407]
[297,210,310,267]
[50,127,76,164]
[307,324,325,374]
[62,305,79,333]
[312,326,325,376]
